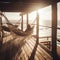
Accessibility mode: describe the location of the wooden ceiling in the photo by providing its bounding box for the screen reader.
[0,0,60,13]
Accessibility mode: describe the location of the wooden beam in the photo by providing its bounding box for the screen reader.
[52,2,57,60]
[0,12,3,46]
[0,1,60,12]
[36,12,39,42]
[26,13,28,28]
[21,14,23,31]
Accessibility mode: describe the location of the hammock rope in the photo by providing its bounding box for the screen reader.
[0,12,35,36]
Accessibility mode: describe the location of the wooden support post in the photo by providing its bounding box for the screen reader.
[27,13,28,28]
[36,12,39,43]
[0,13,3,46]
[21,14,23,31]
[52,3,57,60]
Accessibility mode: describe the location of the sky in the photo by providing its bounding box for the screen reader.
[57,2,60,20]
[2,2,60,24]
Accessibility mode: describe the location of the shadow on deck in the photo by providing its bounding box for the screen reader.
[29,40,38,60]
[0,36,26,60]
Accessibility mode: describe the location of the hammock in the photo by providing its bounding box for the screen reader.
[0,12,34,36]
[2,24,34,36]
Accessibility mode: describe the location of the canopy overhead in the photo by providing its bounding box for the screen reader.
[0,0,60,13]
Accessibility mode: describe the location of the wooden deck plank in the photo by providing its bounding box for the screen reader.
[28,39,45,60]
[0,34,54,60]
[29,37,52,60]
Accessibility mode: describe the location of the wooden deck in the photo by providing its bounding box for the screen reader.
[0,34,53,60]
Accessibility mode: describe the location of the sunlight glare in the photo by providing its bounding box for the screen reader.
[28,11,36,24]
[38,5,52,25]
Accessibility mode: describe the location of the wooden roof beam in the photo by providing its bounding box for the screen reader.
[0,0,60,13]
